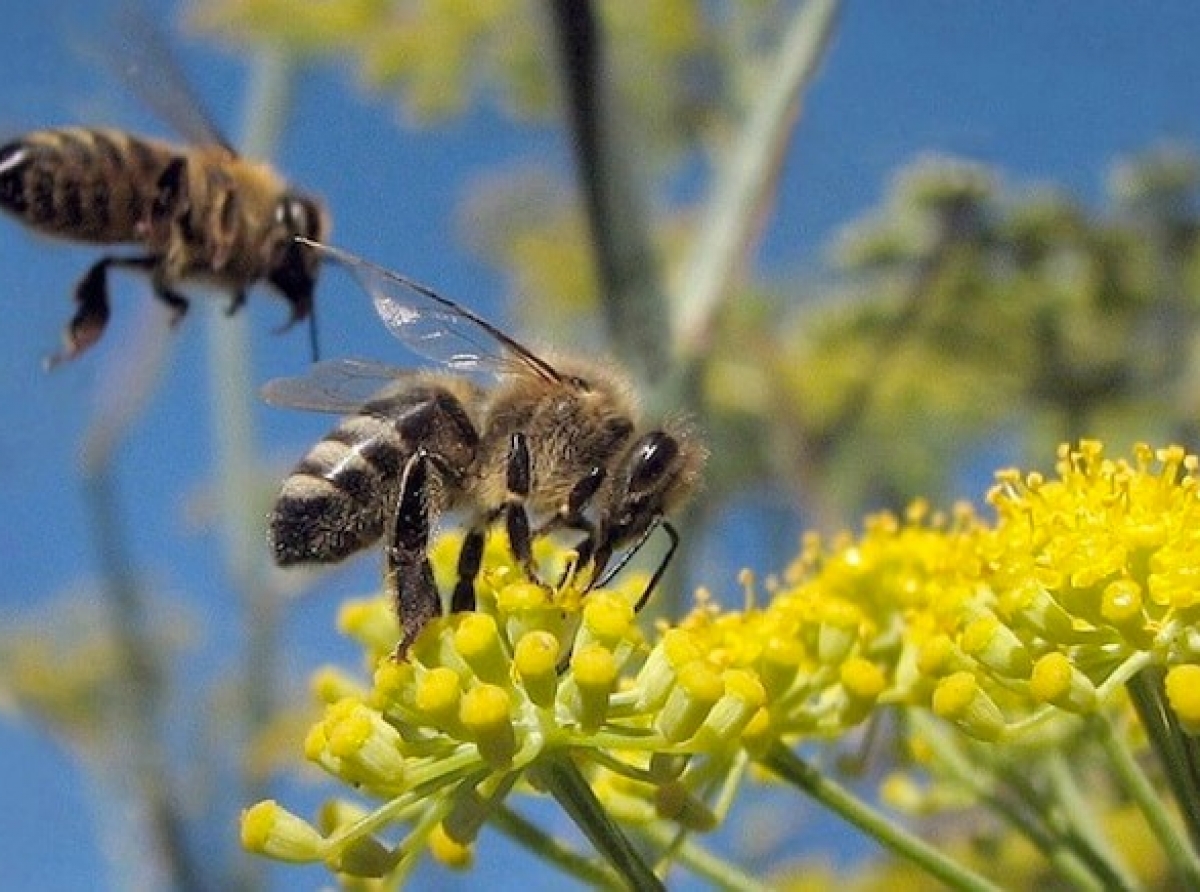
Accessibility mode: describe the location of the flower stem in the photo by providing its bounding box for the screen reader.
[1039,755,1136,890]
[635,821,776,892]
[1102,698,1200,884]
[207,44,295,890]
[493,804,625,889]
[80,470,206,892]
[1127,668,1200,852]
[546,0,668,385]
[673,0,841,369]
[759,742,1002,892]
[536,755,665,891]
[913,714,1110,890]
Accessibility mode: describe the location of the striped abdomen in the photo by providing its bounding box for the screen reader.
[270,411,411,566]
[269,383,482,566]
[0,127,175,244]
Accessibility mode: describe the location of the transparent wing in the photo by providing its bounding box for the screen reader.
[104,4,236,152]
[308,241,563,384]
[261,358,411,414]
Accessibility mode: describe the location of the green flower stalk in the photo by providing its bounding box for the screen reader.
[247,442,1200,888]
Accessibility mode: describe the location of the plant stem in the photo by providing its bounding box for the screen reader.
[81,469,207,892]
[546,0,669,385]
[493,804,625,889]
[912,713,1108,890]
[1094,713,1200,886]
[635,821,777,892]
[537,755,665,891]
[760,742,1002,892]
[673,0,840,371]
[1127,669,1200,854]
[207,44,295,889]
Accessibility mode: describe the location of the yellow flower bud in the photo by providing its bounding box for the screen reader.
[916,634,960,677]
[961,616,1030,678]
[571,643,619,731]
[657,661,724,743]
[415,666,464,732]
[371,659,414,709]
[582,591,635,648]
[1165,664,1200,734]
[337,597,398,656]
[241,800,324,862]
[840,657,887,701]
[759,636,804,699]
[816,600,860,664]
[310,665,366,704]
[1030,652,1096,713]
[634,628,703,711]
[455,613,507,684]
[461,684,517,768]
[931,672,1005,741]
[324,702,407,791]
[496,581,549,612]
[696,669,767,744]
[429,823,474,870]
[1100,578,1144,627]
[514,630,560,708]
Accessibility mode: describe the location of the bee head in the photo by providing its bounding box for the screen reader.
[600,426,706,550]
[267,193,329,322]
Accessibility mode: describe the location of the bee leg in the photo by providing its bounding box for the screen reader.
[632,521,678,613]
[534,466,606,587]
[45,260,112,367]
[153,282,190,327]
[388,450,444,658]
[450,526,486,613]
[593,520,677,613]
[224,290,247,317]
[45,254,157,368]
[503,432,541,584]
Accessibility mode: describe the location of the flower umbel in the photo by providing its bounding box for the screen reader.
[248,443,1200,888]
[245,533,766,886]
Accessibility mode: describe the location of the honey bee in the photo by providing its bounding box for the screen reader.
[0,19,328,366]
[266,242,706,655]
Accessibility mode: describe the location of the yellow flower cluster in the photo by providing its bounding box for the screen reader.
[243,534,766,880]
[245,441,1200,881]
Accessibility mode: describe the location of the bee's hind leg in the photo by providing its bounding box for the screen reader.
[388,450,445,659]
[45,254,160,368]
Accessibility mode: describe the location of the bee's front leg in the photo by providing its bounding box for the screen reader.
[502,431,541,584]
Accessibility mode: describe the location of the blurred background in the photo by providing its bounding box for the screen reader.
[3,1,1200,889]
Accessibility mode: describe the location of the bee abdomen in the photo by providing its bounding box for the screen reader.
[0,128,171,243]
[270,417,409,565]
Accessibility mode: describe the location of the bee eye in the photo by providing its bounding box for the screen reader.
[629,432,678,490]
[276,196,322,238]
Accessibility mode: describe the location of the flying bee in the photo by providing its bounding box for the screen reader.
[266,242,706,656]
[0,16,328,367]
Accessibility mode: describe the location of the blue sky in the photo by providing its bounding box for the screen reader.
[2,2,1200,889]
